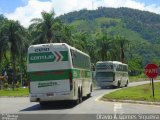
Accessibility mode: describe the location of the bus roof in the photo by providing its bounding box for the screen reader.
[29,43,69,48]
[69,46,90,58]
[28,43,90,57]
[96,61,127,66]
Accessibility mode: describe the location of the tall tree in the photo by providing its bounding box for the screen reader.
[2,20,25,90]
[51,19,73,44]
[72,32,87,51]
[114,35,129,63]
[0,16,8,73]
[30,11,55,44]
[0,28,8,72]
[96,33,111,61]
[85,40,97,63]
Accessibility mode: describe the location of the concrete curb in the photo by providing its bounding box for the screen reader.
[101,98,160,106]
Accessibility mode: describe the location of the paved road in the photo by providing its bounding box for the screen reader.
[0,81,160,120]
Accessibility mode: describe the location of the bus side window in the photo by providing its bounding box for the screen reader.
[71,49,75,67]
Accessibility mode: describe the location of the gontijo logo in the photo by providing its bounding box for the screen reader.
[35,47,50,52]
[29,50,68,63]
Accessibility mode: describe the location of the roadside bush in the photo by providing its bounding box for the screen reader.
[4,83,9,90]
[15,81,21,88]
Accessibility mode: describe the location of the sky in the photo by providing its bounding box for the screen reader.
[0,0,160,28]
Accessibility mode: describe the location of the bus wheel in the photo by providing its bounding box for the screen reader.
[125,80,128,87]
[87,93,91,98]
[72,89,82,105]
[78,89,83,103]
[39,102,47,107]
[117,81,121,88]
[91,85,92,92]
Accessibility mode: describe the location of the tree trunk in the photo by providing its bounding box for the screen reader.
[120,47,125,63]
[0,50,2,75]
[11,52,16,90]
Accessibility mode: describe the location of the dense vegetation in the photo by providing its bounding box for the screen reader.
[0,7,160,88]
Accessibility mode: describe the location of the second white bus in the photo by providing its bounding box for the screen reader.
[95,61,129,88]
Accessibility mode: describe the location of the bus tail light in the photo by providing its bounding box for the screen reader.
[69,72,73,90]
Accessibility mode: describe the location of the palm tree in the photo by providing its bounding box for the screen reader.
[61,24,73,45]
[85,40,97,63]
[96,33,111,61]
[2,20,25,90]
[30,10,73,45]
[114,35,129,63]
[0,37,7,74]
[108,36,120,61]
[30,10,55,44]
[0,30,8,72]
[0,17,8,73]
[72,32,87,51]
[51,19,73,44]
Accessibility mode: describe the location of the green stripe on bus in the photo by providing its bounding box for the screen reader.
[72,69,91,78]
[29,69,91,82]
[28,51,68,63]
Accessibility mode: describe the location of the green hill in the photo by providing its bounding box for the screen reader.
[59,7,160,44]
[59,7,160,69]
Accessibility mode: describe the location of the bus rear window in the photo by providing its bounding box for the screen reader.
[96,72,114,77]
[96,64,113,70]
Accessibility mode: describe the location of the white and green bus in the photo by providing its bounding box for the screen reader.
[27,43,92,105]
[95,61,129,88]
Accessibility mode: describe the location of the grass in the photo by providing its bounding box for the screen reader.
[129,74,148,82]
[102,82,160,102]
[0,88,29,97]
[129,74,160,82]
[129,76,149,82]
[129,76,160,82]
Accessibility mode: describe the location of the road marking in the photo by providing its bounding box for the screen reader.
[114,103,122,111]
[114,103,124,114]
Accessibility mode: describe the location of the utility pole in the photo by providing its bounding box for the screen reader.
[92,0,94,10]
[92,0,105,10]
[99,0,104,7]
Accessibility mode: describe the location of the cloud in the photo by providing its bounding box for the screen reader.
[51,0,93,16]
[4,0,160,28]
[52,0,160,15]
[5,0,53,27]
[102,0,160,13]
